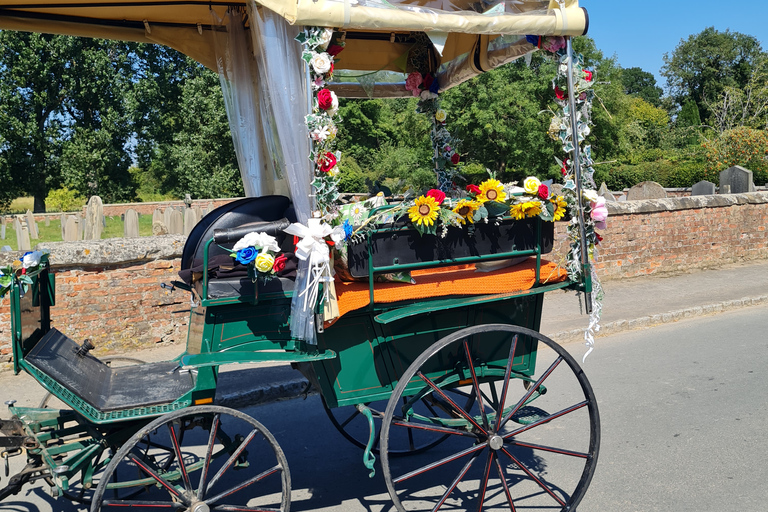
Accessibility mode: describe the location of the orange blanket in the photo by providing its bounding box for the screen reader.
[329,259,567,323]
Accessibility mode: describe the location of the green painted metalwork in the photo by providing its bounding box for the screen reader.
[180,348,336,368]
[355,404,377,478]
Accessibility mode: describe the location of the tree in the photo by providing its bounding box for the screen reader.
[0,31,68,212]
[621,67,663,107]
[661,27,766,124]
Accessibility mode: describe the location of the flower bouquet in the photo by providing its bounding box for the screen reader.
[0,250,46,302]
[227,232,285,284]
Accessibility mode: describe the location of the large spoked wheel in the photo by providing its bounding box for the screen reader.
[381,324,600,512]
[322,390,476,456]
[90,405,291,512]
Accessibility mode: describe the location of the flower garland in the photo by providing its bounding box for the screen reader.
[531,34,605,358]
[296,27,345,218]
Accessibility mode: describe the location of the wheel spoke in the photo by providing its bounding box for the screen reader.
[507,440,589,459]
[206,464,283,506]
[503,401,588,439]
[498,356,563,431]
[391,419,479,439]
[394,442,486,484]
[126,453,184,501]
[101,499,184,508]
[494,335,519,431]
[206,428,259,494]
[430,451,480,512]
[198,412,221,499]
[212,506,283,512]
[339,408,362,429]
[475,450,495,512]
[417,371,487,436]
[463,340,490,431]
[494,455,517,512]
[500,447,566,507]
[167,421,192,493]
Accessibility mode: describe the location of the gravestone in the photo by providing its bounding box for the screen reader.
[168,209,184,235]
[163,207,173,231]
[691,180,716,196]
[25,210,39,240]
[44,217,50,227]
[183,208,197,236]
[63,215,81,242]
[83,196,104,240]
[124,209,140,238]
[719,165,755,194]
[152,208,162,227]
[204,202,214,217]
[0,217,5,240]
[152,221,169,236]
[13,217,22,240]
[60,214,67,239]
[598,182,616,202]
[193,205,203,222]
[17,224,31,251]
[626,181,667,201]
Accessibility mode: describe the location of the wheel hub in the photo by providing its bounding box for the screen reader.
[487,434,504,451]
[190,501,210,512]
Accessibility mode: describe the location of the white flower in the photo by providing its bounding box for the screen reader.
[312,125,331,141]
[330,225,347,249]
[311,52,332,74]
[327,166,340,177]
[420,90,438,100]
[583,189,599,202]
[350,203,368,224]
[22,250,43,269]
[317,28,334,50]
[329,90,339,113]
[233,232,280,253]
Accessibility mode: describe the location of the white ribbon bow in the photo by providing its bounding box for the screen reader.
[284,219,334,312]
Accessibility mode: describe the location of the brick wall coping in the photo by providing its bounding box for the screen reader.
[607,191,768,216]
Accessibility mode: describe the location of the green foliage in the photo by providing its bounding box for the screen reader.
[621,67,663,106]
[703,127,768,185]
[337,155,373,193]
[45,187,86,212]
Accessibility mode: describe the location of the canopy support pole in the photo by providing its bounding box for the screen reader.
[565,36,592,314]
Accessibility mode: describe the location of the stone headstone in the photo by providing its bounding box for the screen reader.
[60,214,67,239]
[193,205,203,222]
[13,216,22,240]
[17,225,31,251]
[163,207,173,231]
[598,182,616,202]
[83,196,104,240]
[168,209,184,235]
[204,202,214,217]
[152,221,169,236]
[124,209,140,238]
[44,216,50,227]
[25,210,39,239]
[183,208,197,236]
[0,217,5,240]
[691,180,716,196]
[719,165,755,194]
[626,181,667,201]
[618,194,627,202]
[152,208,162,227]
[63,215,81,242]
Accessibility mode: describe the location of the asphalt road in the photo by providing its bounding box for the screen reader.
[2,304,767,512]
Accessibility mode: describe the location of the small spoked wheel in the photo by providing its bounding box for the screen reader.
[381,324,600,512]
[90,405,291,512]
[323,391,475,457]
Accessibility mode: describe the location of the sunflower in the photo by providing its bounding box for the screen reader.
[477,179,507,203]
[509,203,525,220]
[521,201,543,218]
[452,199,481,225]
[551,195,567,221]
[408,195,440,227]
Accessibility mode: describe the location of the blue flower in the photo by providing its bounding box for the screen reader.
[526,35,540,47]
[236,247,258,265]
[343,219,353,241]
[429,76,440,94]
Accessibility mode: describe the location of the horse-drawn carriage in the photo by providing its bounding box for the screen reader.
[0,1,602,510]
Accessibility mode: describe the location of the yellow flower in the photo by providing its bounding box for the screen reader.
[509,203,525,220]
[435,109,447,122]
[255,253,275,273]
[521,201,542,218]
[551,195,567,221]
[523,176,541,195]
[477,179,507,203]
[452,199,481,225]
[408,195,440,227]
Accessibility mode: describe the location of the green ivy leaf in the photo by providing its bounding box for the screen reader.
[484,201,510,217]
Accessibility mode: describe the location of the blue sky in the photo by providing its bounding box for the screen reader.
[583,0,768,91]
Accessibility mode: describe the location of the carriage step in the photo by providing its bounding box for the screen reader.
[510,406,549,425]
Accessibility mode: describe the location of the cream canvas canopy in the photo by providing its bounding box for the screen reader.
[0,0,587,92]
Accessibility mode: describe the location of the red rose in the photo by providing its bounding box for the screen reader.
[329,62,334,75]
[561,166,568,176]
[327,44,344,57]
[538,183,549,200]
[467,184,481,195]
[273,254,288,273]
[318,152,337,173]
[317,88,333,110]
[554,86,566,100]
[450,153,460,165]
[583,69,593,81]
[426,188,446,205]
[423,73,434,90]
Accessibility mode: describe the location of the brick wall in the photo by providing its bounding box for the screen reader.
[2,192,768,362]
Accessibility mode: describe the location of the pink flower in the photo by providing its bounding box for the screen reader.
[538,184,549,200]
[590,197,608,229]
[542,36,566,53]
[405,72,423,96]
[583,69,593,81]
[426,189,446,205]
[317,88,333,110]
[554,86,566,100]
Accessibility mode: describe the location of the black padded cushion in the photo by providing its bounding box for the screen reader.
[196,275,296,299]
[181,196,297,270]
[25,329,194,412]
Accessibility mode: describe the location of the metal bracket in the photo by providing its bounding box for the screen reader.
[355,404,377,478]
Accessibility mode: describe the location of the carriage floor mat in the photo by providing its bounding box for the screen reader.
[24,329,194,412]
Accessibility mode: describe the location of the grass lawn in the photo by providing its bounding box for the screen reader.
[1,215,155,251]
